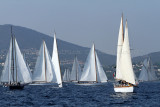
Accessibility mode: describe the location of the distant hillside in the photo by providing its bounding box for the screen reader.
[133,51,160,64]
[0,24,116,65]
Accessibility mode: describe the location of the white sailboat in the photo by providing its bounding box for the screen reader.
[114,15,137,93]
[0,27,32,89]
[70,56,82,82]
[138,57,158,82]
[32,41,57,85]
[79,44,108,84]
[52,32,63,87]
[63,69,71,82]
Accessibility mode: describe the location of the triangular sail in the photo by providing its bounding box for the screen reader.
[52,33,62,87]
[138,58,149,81]
[80,44,96,82]
[119,20,135,85]
[1,36,32,84]
[95,52,108,82]
[70,56,82,81]
[116,15,124,80]
[33,41,56,82]
[139,57,158,81]
[63,69,70,82]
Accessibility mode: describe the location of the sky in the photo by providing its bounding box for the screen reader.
[0,0,159,57]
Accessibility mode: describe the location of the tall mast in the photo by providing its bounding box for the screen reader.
[122,13,124,42]
[13,34,18,83]
[11,26,15,83]
[43,41,47,82]
[75,55,78,81]
[93,44,98,82]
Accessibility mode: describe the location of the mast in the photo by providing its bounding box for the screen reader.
[13,35,18,83]
[75,55,78,81]
[11,26,15,83]
[93,44,98,82]
[122,13,124,42]
[43,41,47,82]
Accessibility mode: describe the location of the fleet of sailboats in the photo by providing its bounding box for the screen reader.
[114,15,137,92]
[79,44,108,84]
[138,57,158,82]
[0,14,159,91]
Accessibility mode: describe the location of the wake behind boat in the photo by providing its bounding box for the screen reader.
[78,44,108,85]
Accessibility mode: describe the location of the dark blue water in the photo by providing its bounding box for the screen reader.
[0,81,159,107]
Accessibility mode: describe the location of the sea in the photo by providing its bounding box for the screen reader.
[0,81,159,107]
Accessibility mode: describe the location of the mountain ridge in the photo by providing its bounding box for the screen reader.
[0,24,116,65]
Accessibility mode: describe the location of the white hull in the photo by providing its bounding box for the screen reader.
[77,82,107,86]
[114,86,134,93]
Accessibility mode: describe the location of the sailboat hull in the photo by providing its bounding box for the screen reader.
[114,86,134,93]
[9,85,24,90]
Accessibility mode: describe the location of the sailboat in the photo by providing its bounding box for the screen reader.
[79,44,108,84]
[70,56,82,82]
[114,15,137,93]
[52,32,63,87]
[0,26,32,89]
[32,41,57,85]
[138,57,158,82]
[63,69,71,82]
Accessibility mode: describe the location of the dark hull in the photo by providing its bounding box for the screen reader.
[9,85,24,90]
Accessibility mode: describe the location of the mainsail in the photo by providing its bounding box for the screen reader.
[80,44,107,82]
[52,33,62,87]
[32,41,57,82]
[116,15,124,80]
[63,69,71,82]
[118,20,136,85]
[1,35,32,84]
[139,57,158,81]
[70,56,82,81]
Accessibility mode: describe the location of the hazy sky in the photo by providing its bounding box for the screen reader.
[0,0,159,56]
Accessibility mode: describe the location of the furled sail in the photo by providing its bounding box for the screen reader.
[119,20,135,85]
[52,33,62,87]
[33,41,56,82]
[70,56,82,81]
[1,36,32,84]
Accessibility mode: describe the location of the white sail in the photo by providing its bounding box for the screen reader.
[1,39,12,83]
[14,39,32,83]
[1,37,32,84]
[80,44,96,82]
[52,33,62,87]
[33,41,56,82]
[139,57,158,81]
[70,56,82,81]
[63,69,70,82]
[116,15,124,80]
[119,20,135,85]
[138,59,149,81]
[95,52,108,82]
